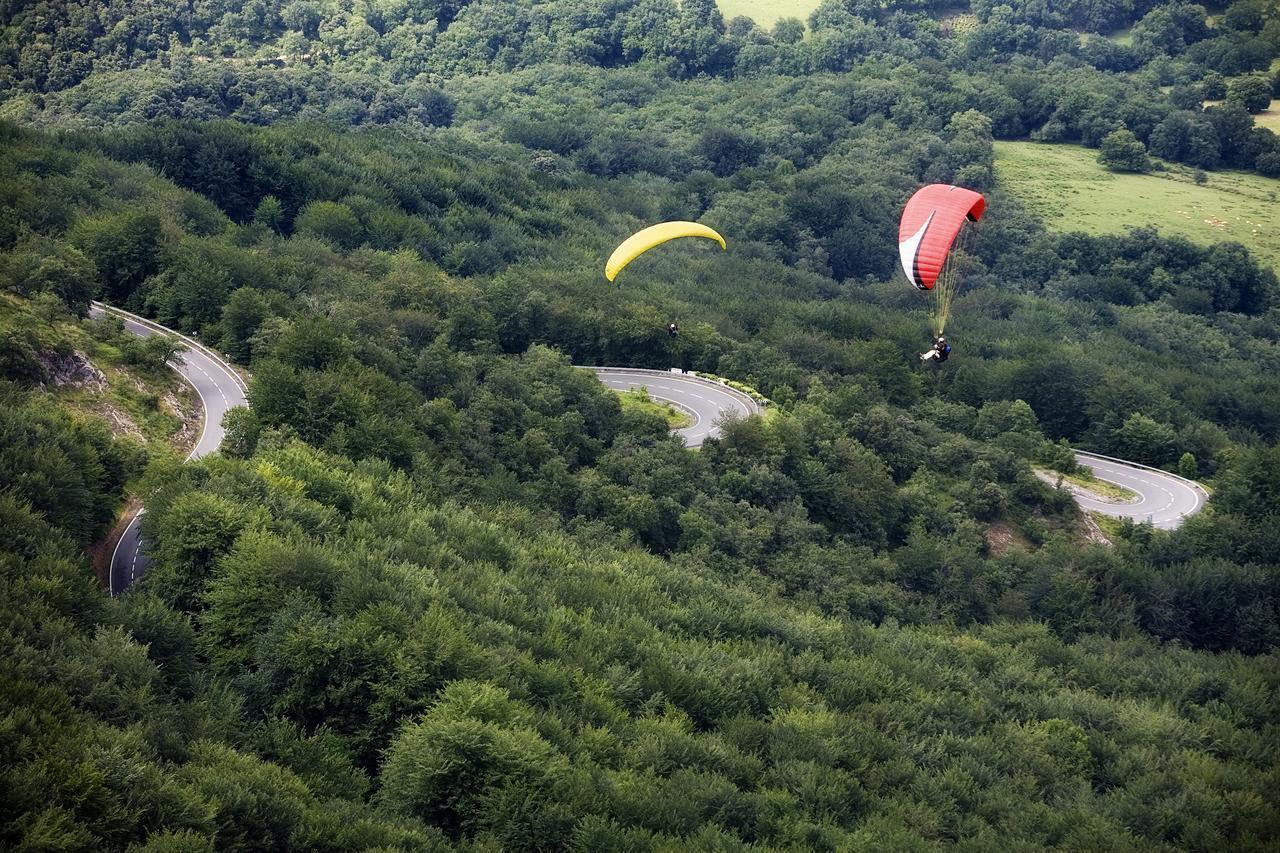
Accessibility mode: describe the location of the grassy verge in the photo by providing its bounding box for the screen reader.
[1105,25,1134,45]
[618,388,694,429]
[1253,100,1280,133]
[1039,467,1139,502]
[940,11,978,38]
[76,320,198,452]
[1091,512,1131,541]
[994,140,1280,269]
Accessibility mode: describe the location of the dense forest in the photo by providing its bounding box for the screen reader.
[2,0,1280,849]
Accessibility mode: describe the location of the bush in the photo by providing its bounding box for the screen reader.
[1097,129,1151,172]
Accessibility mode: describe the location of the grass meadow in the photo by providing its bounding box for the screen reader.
[717,0,818,26]
[1253,101,1280,133]
[994,141,1280,269]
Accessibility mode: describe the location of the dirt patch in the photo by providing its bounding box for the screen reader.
[984,522,1029,556]
[81,397,146,442]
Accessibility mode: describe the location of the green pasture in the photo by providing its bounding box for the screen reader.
[1254,101,1280,133]
[716,0,818,27]
[994,141,1280,270]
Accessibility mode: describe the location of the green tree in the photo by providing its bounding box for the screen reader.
[1112,413,1177,466]
[379,681,570,842]
[1178,451,1198,479]
[282,1,323,38]
[221,288,271,361]
[773,18,805,44]
[0,237,97,315]
[293,201,363,251]
[1202,71,1228,100]
[700,127,762,177]
[70,211,163,303]
[1148,111,1221,168]
[1213,444,1280,519]
[1222,0,1267,34]
[253,196,286,232]
[167,246,233,330]
[129,334,186,371]
[944,109,996,189]
[1207,102,1262,168]
[177,742,312,852]
[1097,129,1151,172]
[1226,76,1273,113]
[145,490,250,611]
[220,407,261,458]
[1168,84,1203,110]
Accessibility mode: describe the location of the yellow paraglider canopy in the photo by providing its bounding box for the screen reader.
[605,221,727,281]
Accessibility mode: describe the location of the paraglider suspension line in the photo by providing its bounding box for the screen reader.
[931,223,976,337]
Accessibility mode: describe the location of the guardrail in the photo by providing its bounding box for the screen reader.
[90,301,250,396]
[578,366,763,416]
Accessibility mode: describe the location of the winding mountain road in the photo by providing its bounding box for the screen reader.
[92,310,1203,596]
[583,367,759,447]
[91,302,248,595]
[1070,451,1206,530]
[585,368,1206,529]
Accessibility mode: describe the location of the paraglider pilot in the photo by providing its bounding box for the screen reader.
[920,335,950,363]
[668,322,679,337]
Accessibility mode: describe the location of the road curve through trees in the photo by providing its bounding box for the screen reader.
[586,368,1207,530]
[90,302,249,595]
[584,367,759,447]
[90,317,1203,595]
[1071,451,1206,530]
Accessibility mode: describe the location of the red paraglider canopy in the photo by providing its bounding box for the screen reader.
[898,184,986,291]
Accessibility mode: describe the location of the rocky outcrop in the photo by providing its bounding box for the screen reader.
[163,390,200,452]
[39,349,145,442]
[38,349,107,392]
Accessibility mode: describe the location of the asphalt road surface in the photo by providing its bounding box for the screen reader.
[1071,451,1206,530]
[91,303,248,595]
[585,367,759,447]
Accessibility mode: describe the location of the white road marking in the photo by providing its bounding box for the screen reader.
[588,368,759,447]
[108,509,143,596]
[1074,454,1203,529]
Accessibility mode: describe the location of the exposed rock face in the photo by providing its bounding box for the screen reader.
[95,403,145,443]
[38,349,144,442]
[39,349,107,392]
[163,390,200,452]
[1079,512,1113,547]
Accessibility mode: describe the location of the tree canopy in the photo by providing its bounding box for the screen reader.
[1,0,1279,848]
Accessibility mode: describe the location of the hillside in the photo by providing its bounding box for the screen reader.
[0,295,197,448]
[2,0,1280,849]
